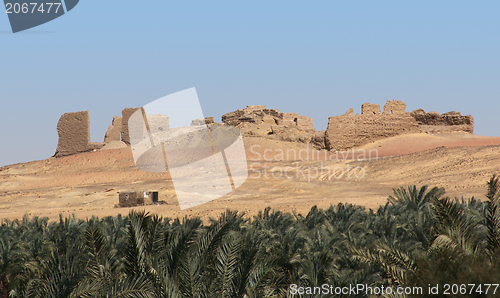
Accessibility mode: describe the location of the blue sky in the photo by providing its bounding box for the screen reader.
[1,1,499,167]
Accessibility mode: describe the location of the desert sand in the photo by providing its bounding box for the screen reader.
[1,132,500,222]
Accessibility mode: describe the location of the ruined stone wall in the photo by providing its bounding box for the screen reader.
[222,105,315,132]
[325,113,420,151]
[325,100,418,151]
[222,106,281,126]
[325,99,474,150]
[281,112,299,126]
[55,107,171,157]
[221,105,322,148]
[54,111,104,157]
[121,108,141,145]
[361,103,381,115]
[54,100,475,158]
[383,99,406,115]
[410,109,474,133]
[104,116,122,143]
[296,115,314,131]
[262,108,282,118]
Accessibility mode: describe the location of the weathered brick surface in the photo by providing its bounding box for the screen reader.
[325,113,420,151]
[54,100,475,157]
[325,100,474,150]
[104,116,122,143]
[121,108,141,145]
[222,106,321,147]
[361,103,381,115]
[296,115,314,132]
[54,111,103,157]
[410,109,474,133]
[281,113,299,126]
[383,99,406,115]
[222,107,314,131]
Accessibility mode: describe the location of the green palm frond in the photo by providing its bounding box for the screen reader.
[486,175,500,256]
[388,185,445,212]
[430,196,479,256]
[212,232,242,298]
[70,275,155,298]
[124,211,153,275]
[351,244,415,286]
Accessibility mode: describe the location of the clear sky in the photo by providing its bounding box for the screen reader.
[1,1,499,167]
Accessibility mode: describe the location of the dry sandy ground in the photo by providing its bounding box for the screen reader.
[1,132,500,222]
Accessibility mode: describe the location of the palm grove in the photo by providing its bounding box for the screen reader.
[1,175,500,298]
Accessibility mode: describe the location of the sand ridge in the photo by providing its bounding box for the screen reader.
[1,133,500,222]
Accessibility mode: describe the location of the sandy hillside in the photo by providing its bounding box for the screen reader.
[1,132,500,222]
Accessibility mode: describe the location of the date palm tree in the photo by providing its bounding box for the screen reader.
[353,175,500,298]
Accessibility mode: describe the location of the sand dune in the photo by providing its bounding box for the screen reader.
[1,133,499,221]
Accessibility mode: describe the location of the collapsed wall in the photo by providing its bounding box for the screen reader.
[325,100,419,151]
[361,103,381,115]
[55,108,141,157]
[383,99,407,115]
[325,100,475,151]
[103,116,122,143]
[121,108,141,145]
[410,109,474,134]
[222,105,315,131]
[54,101,476,157]
[103,108,171,147]
[222,105,325,148]
[54,111,104,157]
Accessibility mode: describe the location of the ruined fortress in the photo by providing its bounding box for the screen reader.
[53,100,474,157]
[325,100,473,150]
[54,108,139,157]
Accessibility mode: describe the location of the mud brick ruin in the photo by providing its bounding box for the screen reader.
[54,111,104,157]
[325,100,474,150]
[120,108,141,145]
[103,116,122,143]
[53,100,475,157]
[52,108,135,156]
[325,100,420,151]
[221,105,323,147]
[222,105,315,132]
[410,109,474,134]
